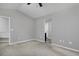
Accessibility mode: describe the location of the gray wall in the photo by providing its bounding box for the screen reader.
[35,19,45,42]
[36,4,79,50]
[0,9,35,43]
[50,4,79,50]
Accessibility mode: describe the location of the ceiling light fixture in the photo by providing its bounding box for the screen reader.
[27,3,43,7]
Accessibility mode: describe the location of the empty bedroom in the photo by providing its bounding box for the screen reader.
[0,3,79,56]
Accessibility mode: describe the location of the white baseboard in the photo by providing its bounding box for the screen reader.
[9,39,79,53]
[36,39,45,42]
[9,39,45,45]
[51,43,79,53]
[9,39,36,45]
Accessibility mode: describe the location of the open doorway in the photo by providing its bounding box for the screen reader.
[0,16,10,44]
[44,22,48,43]
[44,18,52,43]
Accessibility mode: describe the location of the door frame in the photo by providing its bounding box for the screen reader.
[0,16,11,45]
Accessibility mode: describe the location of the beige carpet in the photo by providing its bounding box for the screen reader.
[0,40,79,56]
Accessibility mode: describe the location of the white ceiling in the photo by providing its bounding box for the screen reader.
[0,3,22,9]
[0,3,77,19]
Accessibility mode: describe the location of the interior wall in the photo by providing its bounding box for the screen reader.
[0,17,9,38]
[35,19,45,42]
[36,4,79,50]
[50,4,79,50]
[35,16,52,42]
[0,9,35,43]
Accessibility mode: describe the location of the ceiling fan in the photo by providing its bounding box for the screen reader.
[27,3,43,7]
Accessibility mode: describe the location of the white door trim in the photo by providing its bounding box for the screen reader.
[0,16,11,44]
